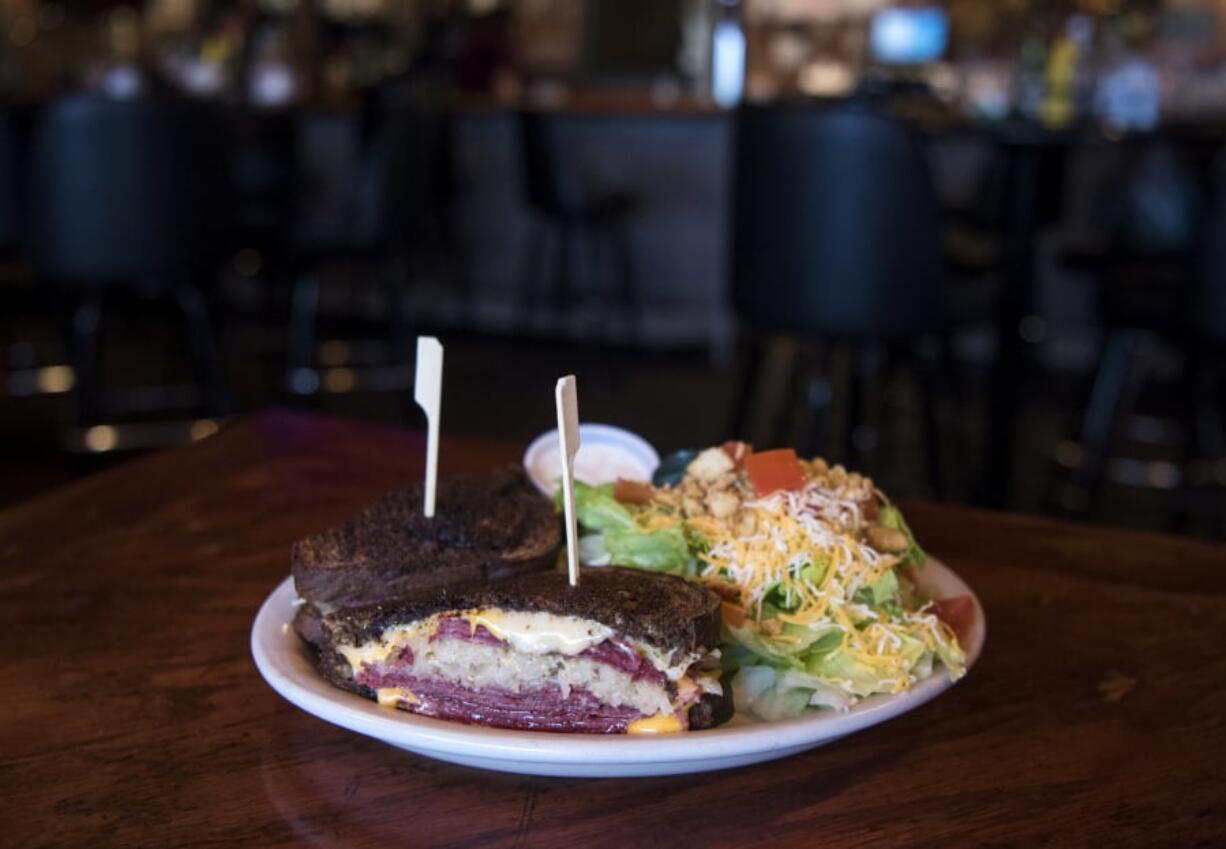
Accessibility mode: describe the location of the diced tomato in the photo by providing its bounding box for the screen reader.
[721,601,746,629]
[743,448,807,497]
[929,595,976,644]
[721,440,753,468]
[613,479,654,505]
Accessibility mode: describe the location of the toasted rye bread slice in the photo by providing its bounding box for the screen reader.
[322,566,721,653]
[311,567,732,731]
[291,466,561,610]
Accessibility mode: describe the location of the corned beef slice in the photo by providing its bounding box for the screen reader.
[359,675,657,733]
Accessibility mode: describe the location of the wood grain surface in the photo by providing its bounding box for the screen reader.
[2,410,1224,848]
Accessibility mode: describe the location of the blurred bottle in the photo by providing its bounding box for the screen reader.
[1095,12,1160,132]
[1041,15,1093,128]
[711,0,745,108]
[99,5,145,99]
[1095,56,1160,132]
[1015,34,1046,120]
[248,27,298,108]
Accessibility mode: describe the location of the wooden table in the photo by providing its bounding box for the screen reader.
[3,410,1224,848]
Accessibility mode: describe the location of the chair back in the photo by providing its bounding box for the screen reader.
[517,110,584,216]
[352,102,449,254]
[29,95,232,285]
[0,109,21,254]
[732,101,940,338]
[1195,158,1226,344]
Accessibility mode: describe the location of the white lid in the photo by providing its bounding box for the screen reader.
[522,423,660,496]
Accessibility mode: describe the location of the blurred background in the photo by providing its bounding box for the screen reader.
[1,0,1224,538]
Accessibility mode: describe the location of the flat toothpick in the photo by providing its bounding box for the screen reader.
[414,336,444,518]
[555,375,580,587]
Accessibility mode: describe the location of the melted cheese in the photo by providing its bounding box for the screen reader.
[336,623,421,670]
[376,687,419,707]
[626,713,683,735]
[462,610,613,655]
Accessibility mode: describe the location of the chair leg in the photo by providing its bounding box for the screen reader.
[384,255,412,365]
[728,334,763,441]
[1175,349,1225,533]
[175,283,229,418]
[1072,328,1143,514]
[840,345,861,466]
[553,223,575,318]
[612,219,638,338]
[804,342,834,458]
[917,337,956,500]
[772,340,807,448]
[286,272,320,394]
[1203,363,1226,538]
[1198,362,1225,460]
[66,293,103,427]
[518,222,547,327]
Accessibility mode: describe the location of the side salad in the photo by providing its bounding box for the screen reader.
[563,443,969,721]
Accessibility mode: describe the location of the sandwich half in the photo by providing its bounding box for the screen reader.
[291,466,560,645]
[313,567,732,734]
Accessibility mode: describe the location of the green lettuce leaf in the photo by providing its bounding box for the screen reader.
[852,569,900,609]
[803,648,886,697]
[562,481,635,532]
[603,525,690,574]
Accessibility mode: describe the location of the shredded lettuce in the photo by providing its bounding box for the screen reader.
[566,481,691,574]
[852,568,900,609]
[562,482,636,532]
[604,525,690,574]
[731,666,853,718]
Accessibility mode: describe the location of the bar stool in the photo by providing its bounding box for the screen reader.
[1183,183,1226,532]
[0,109,18,259]
[516,110,639,335]
[1060,142,1225,527]
[284,102,449,395]
[730,101,984,495]
[28,95,233,433]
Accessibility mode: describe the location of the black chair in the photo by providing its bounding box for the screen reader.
[1060,141,1226,529]
[1058,141,1207,516]
[28,95,233,430]
[516,110,638,335]
[730,101,979,494]
[230,109,300,287]
[1183,177,1226,531]
[0,109,19,258]
[285,102,449,395]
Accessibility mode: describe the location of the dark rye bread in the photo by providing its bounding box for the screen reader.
[322,566,722,655]
[291,465,561,609]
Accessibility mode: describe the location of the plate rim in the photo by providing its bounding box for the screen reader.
[251,559,984,768]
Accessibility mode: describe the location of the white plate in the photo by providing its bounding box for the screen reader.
[251,560,984,777]
[522,423,660,496]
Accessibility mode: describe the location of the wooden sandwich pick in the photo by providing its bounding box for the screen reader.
[555,375,581,588]
[414,336,444,519]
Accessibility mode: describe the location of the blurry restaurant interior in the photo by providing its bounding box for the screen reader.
[2,0,1225,538]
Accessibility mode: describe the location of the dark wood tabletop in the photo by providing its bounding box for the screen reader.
[3,410,1224,848]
